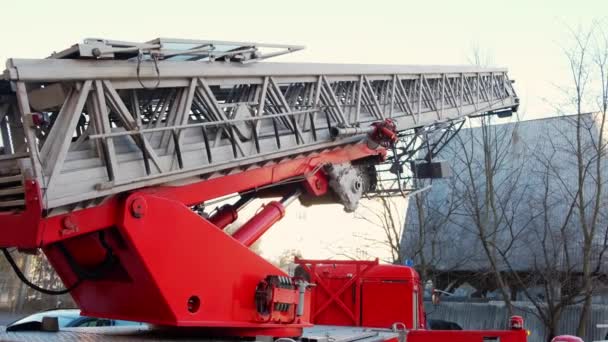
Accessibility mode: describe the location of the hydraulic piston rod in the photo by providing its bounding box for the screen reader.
[232,189,302,247]
[208,195,255,229]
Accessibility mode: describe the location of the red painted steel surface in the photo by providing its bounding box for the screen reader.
[296,258,527,342]
[407,329,528,342]
[0,138,528,341]
[44,192,311,336]
[295,259,425,330]
[0,180,43,248]
[145,144,384,207]
[361,281,415,328]
[208,204,239,229]
[233,201,285,247]
[0,143,381,336]
[0,143,383,249]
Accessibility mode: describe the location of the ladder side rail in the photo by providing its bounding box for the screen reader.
[4,62,517,211]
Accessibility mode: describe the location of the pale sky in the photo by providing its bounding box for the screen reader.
[1,0,606,262]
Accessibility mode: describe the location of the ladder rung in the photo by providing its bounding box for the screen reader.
[0,186,24,196]
[0,175,22,184]
[0,199,25,208]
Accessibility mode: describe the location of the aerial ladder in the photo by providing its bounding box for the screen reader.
[0,38,518,338]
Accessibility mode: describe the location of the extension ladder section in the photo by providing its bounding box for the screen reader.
[0,38,518,213]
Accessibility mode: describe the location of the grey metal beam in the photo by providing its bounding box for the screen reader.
[6,59,508,82]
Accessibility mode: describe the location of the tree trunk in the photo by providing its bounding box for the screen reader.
[547,309,563,342]
[577,242,593,337]
[577,294,591,337]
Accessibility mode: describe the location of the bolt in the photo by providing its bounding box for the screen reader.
[60,216,79,236]
[130,197,147,219]
[62,216,77,230]
[353,180,362,192]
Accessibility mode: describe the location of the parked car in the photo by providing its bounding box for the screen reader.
[427,319,463,330]
[6,309,145,332]
[551,336,583,342]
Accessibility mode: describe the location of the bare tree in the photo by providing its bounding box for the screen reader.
[445,47,529,316]
[447,114,530,317]
[353,195,406,264]
[400,24,608,341]
[274,249,302,273]
[556,23,608,337]
[469,23,608,340]
[405,179,464,285]
[494,125,596,341]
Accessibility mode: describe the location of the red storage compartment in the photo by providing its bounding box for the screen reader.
[295,258,424,329]
[362,280,415,328]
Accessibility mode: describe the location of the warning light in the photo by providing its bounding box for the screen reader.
[509,315,523,330]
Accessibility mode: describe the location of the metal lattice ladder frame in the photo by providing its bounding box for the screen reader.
[0,39,518,212]
[369,119,467,197]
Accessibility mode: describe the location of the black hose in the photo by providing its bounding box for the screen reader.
[1,248,80,295]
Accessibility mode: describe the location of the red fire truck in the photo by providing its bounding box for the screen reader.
[0,38,526,341]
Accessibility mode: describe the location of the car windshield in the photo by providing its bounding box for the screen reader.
[9,309,81,328]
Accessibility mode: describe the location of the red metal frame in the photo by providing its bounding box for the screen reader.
[295,258,378,326]
[0,143,383,337]
[0,143,384,249]
[407,330,528,342]
[44,191,311,336]
[232,201,285,247]
[295,258,527,342]
[0,179,43,248]
[0,137,528,341]
[295,258,424,329]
